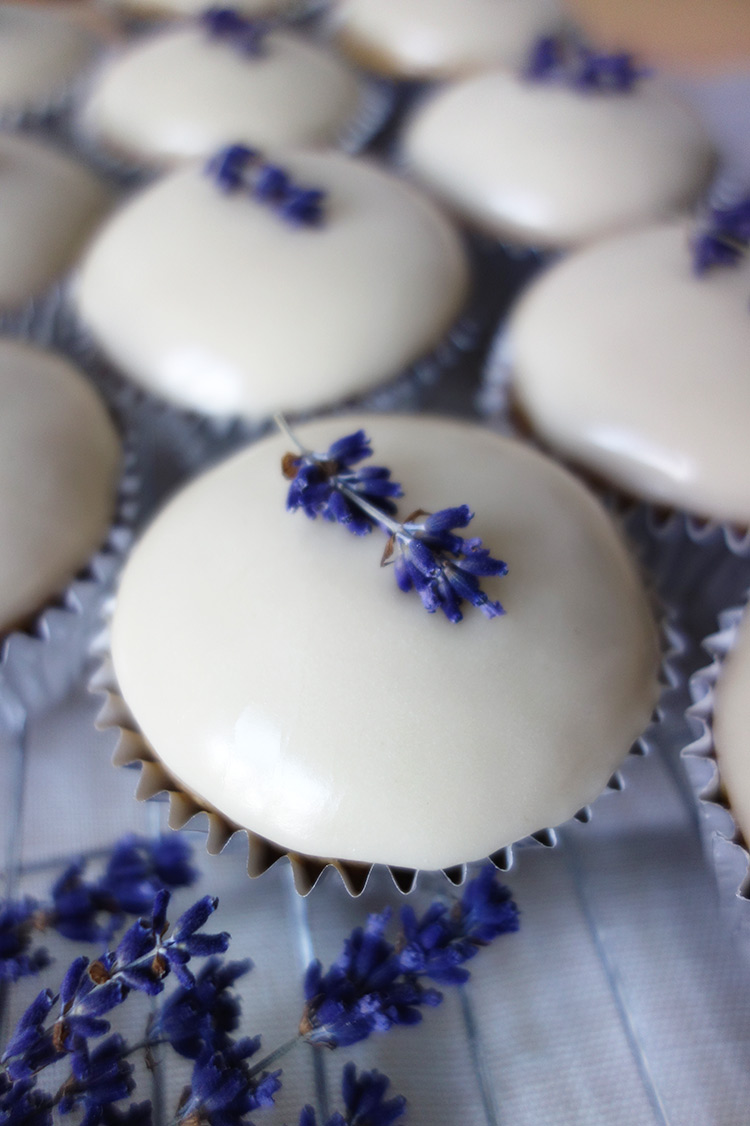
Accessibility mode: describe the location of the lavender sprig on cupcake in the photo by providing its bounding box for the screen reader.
[525,34,646,92]
[207,144,326,226]
[199,7,270,57]
[278,417,507,623]
[693,196,750,274]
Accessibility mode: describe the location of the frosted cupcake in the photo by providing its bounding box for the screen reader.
[495,208,750,533]
[0,132,112,325]
[401,40,713,250]
[0,2,105,122]
[329,0,562,82]
[0,338,127,710]
[74,147,470,424]
[96,414,659,891]
[80,13,372,171]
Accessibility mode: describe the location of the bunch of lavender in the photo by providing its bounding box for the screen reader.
[199,8,269,57]
[525,34,645,92]
[692,197,750,274]
[0,836,519,1126]
[278,420,508,624]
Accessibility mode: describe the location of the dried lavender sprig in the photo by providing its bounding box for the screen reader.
[207,145,326,227]
[199,7,270,56]
[0,836,197,984]
[277,417,508,623]
[298,1062,406,1126]
[525,33,646,92]
[692,196,750,274]
[300,865,518,1048]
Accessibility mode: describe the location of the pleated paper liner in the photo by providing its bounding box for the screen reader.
[684,604,750,942]
[89,609,686,897]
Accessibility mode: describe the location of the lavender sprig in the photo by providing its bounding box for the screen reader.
[692,197,750,274]
[300,865,518,1048]
[298,1063,406,1126]
[0,836,196,983]
[278,418,507,623]
[200,7,269,56]
[207,145,326,227]
[525,34,645,92]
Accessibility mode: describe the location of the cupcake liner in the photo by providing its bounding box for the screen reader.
[683,605,750,940]
[0,431,140,716]
[89,603,685,896]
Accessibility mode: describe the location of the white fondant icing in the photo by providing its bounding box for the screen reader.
[81,26,362,166]
[713,614,750,844]
[75,152,469,419]
[402,70,713,248]
[111,415,658,869]
[114,0,295,18]
[332,0,561,80]
[0,3,100,113]
[508,220,750,524]
[0,340,120,632]
[0,132,112,308]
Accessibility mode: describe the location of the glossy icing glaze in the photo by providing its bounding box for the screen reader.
[0,340,120,632]
[508,220,750,523]
[713,614,750,844]
[81,26,362,166]
[75,152,469,419]
[114,0,295,18]
[402,70,713,248]
[0,132,111,308]
[0,3,100,113]
[332,0,561,80]
[111,415,659,870]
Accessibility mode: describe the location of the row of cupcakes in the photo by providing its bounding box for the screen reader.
[0,0,747,904]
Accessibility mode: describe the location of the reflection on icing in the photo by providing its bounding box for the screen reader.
[231,705,334,838]
[588,426,697,485]
[160,347,244,415]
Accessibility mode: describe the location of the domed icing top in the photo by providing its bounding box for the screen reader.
[81,24,363,167]
[111,415,659,870]
[0,339,120,632]
[402,69,713,248]
[508,219,750,523]
[75,151,469,419]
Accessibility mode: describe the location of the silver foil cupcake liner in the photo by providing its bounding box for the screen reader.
[89,606,685,897]
[683,605,750,941]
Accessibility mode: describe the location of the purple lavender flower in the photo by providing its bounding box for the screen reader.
[206,146,326,227]
[0,1072,53,1126]
[387,508,507,624]
[153,958,251,1059]
[301,911,440,1049]
[398,865,519,986]
[298,1064,406,1126]
[200,8,269,56]
[0,899,50,982]
[525,34,644,92]
[693,197,750,274]
[58,1035,135,1123]
[283,429,403,537]
[101,836,197,917]
[177,1039,281,1126]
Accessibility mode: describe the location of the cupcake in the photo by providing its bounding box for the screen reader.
[493,215,750,529]
[0,2,105,122]
[0,132,112,321]
[400,53,713,251]
[330,0,563,82]
[79,14,371,171]
[74,148,470,424]
[685,606,750,936]
[0,338,127,710]
[96,415,659,891]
